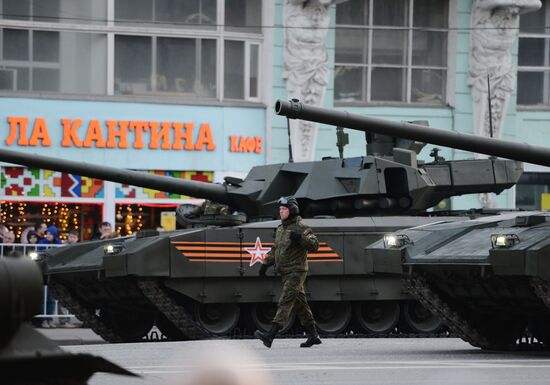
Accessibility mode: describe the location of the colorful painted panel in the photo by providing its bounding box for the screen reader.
[1,166,104,198]
[116,171,214,199]
[1,166,213,199]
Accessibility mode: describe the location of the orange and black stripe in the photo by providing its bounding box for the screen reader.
[171,241,343,263]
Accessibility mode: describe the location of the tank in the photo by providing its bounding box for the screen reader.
[366,211,550,350]
[0,99,526,342]
[283,100,550,350]
[0,257,135,384]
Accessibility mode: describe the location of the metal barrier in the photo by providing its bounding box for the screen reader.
[0,242,63,258]
[0,243,82,327]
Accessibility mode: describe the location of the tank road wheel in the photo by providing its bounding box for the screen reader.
[194,303,240,336]
[313,301,352,335]
[100,310,154,342]
[250,303,295,333]
[402,301,443,334]
[353,301,400,334]
[155,312,187,341]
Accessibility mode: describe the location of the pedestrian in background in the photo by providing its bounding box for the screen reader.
[254,196,322,348]
[56,229,81,327]
[34,221,47,242]
[27,231,39,245]
[2,229,15,244]
[39,225,62,245]
[0,223,8,243]
[1,228,20,257]
[38,224,61,328]
[66,230,79,244]
[92,221,119,240]
[20,226,34,244]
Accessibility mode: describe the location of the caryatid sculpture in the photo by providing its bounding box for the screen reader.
[283,0,333,162]
[469,0,541,139]
[468,0,540,207]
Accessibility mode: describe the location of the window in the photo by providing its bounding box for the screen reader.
[115,35,216,97]
[223,40,260,100]
[516,172,550,210]
[157,38,216,97]
[518,1,550,107]
[115,0,217,28]
[2,0,107,25]
[0,29,107,94]
[0,0,262,101]
[334,0,448,104]
[225,0,262,33]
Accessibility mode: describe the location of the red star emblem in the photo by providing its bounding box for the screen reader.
[244,237,271,266]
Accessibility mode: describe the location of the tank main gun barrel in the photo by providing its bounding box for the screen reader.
[0,148,230,204]
[276,99,550,167]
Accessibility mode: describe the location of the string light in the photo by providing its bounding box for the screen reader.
[0,200,7,224]
[1,200,157,239]
[15,202,25,239]
[0,201,84,242]
[115,204,152,235]
[136,205,143,231]
[56,204,71,238]
[125,204,134,235]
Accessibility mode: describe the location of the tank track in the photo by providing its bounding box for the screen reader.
[143,328,450,341]
[51,278,447,342]
[530,277,550,309]
[137,279,211,340]
[403,272,491,349]
[47,281,124,343]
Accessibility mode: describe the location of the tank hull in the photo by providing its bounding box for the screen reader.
[43,216,465,341]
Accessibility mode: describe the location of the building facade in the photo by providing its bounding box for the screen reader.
[1,0,550,241]
[269,0,550,212]
[0,0,269,239]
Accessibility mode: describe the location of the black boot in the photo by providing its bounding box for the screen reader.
[300,324,322,348]
[254,323,281,348]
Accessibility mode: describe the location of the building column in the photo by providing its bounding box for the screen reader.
[103,181,116,227]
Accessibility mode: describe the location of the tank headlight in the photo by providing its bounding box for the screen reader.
[104,243,124,255]
[28,251,39,261]
[383,234,412,248]
[491,234,520,249]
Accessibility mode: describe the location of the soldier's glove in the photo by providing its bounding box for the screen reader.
[259,264,268,276]
[290,231,302,242]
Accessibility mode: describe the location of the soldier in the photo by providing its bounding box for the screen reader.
[254,196,322,348]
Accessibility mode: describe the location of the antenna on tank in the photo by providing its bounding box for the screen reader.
[286,116,294,163]
[487,73,494,138]
[336,126,349,159]
[286,99,297,163]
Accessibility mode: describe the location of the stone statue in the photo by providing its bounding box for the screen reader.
[469,0,540,139]
[283,0,334,162]
[468,0,540,207]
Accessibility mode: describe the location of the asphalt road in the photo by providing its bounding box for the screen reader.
[62,337,550,385]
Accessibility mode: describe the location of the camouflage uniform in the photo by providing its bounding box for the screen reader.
[263,215,319,327]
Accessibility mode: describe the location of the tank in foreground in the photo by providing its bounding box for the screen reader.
[0,257,135,384]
